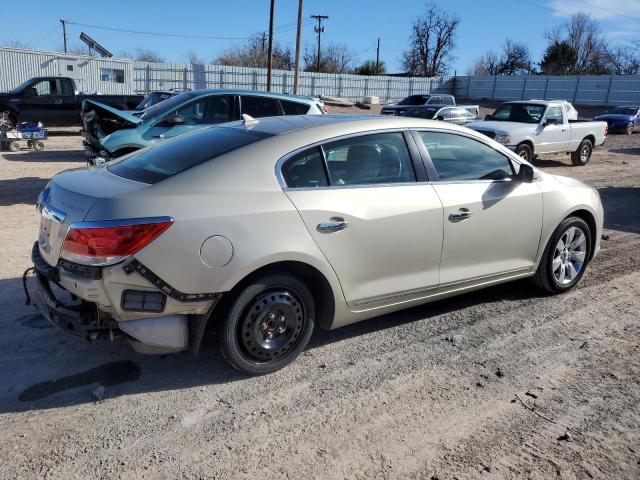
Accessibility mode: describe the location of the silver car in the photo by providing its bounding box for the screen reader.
[30,115,603,374]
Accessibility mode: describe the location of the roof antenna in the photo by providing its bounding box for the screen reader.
[242,114,259,129]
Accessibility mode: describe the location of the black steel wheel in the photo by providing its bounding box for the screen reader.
[219,273,315,375]
[515,143,532,162]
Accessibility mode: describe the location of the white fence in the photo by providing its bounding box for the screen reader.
[454,75,640,107]
[133,62,451,101]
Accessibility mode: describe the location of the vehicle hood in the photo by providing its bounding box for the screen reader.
[37,166,150,266]
[466,120,535,136]
[382,104,410,111]
[81,100,143,150]
[593,113,633,122]
[550,174,591,190]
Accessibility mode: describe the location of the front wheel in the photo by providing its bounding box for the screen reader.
[219,273,316,375]
[571,139,593,166]
[515,143,532,162]
[533,216,592,293]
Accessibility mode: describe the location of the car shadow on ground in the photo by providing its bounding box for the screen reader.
[531,158,571,168]
[0,177,49,206]
[1,274,543,415]
[609,147,640,156]
[598,186,640,234]
[2,149,86,163]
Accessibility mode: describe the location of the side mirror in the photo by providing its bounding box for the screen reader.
[436,116,444,121]
[160,115,185,127]
[484,114,492,120]
[516,163,535,183]
[544,118,557,127]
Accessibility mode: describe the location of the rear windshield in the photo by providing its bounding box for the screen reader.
[108,126,273,184]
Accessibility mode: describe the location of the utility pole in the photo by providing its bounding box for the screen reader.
[311,15,328,73]
[376,38,380,74]
[266,0,275,91]
[293,0,304,94]
[60,19,67,53]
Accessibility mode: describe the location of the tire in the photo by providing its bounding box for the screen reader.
[533,216,592,294]
[33,140,45,151]
[0,110,17,131]
[8,141,20,152]
[219,273,316,375]
[515,143,532,162]
[571,139,593,166]
[626,122,634,135]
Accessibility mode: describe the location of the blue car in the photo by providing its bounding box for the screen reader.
[81,89,325,162]
[594,106,640,135]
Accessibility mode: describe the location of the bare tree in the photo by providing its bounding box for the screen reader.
[545,13,609,74]
[216,34,292,70]
[401,2,460,77]
[469,51,500,75]
[133,48,166,63]
[67,43,93,56]
[184,49,206,65]
[605,44,640,75]
[303,43,355,73]
[497,39,531,75]
[1,39,33,49]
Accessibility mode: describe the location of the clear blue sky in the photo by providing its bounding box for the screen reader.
[1,0,638,73]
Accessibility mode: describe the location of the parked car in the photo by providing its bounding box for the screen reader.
[81,90,325,163]
[30,115,603,374]
[593,106,640,134]
[381,94,479,117]
[128,90,181,114]
[0,77,143,130]
[403,105,479,125]
[466,100,607,165]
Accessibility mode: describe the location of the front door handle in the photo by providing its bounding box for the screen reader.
[448,209,472,222]
[317,217,348,233]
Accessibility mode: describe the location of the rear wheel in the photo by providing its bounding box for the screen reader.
[33,140,45,151]
[626,122,634,135]
[0,110,16,131]
[8,141,20,152]
[571,139,593,166]
[533,216,591,293]
[219,273,315,375]
[515,143,532,162]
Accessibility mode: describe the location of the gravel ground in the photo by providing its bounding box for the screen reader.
[0,110,639,479]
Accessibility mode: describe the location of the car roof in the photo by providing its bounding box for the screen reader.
[222,114,468,137]
[188,88,318,104]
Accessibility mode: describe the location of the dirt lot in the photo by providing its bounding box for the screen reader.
[0,112,639,479]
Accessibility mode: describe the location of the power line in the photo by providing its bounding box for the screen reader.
[64,21,250,40]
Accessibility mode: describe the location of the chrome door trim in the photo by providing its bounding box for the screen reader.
[349,285,439,309]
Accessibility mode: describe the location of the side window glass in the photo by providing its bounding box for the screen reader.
[202,95,232,124]
[281,147,328,188]
[281,100,310,115]
[242,96,280,117]
[175,99,207,125]
[32,80,55,97]
[445,96,455,105]
[323,132,416,186]
[419,132,514,182]
[59,79,74,96]
[439,108,452,119]
[545,106,563,124]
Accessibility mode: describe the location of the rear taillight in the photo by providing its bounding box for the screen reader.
[61,217,173,266]
[323,105,329,113]
[605,125,608,136]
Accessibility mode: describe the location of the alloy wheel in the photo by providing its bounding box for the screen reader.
[552,226,587,285]
[627,122,634,135]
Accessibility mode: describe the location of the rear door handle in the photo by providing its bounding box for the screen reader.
[448,209,472,222]
[317,217,348,233]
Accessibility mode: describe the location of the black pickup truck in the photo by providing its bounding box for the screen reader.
[0,77,143,130]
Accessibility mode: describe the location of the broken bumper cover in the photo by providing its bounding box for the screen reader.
[31,243,97,336]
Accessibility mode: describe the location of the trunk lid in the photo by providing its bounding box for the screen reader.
[81,99,143,151]
[37,166,149,266]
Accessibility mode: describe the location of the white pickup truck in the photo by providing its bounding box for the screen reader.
[466,100,607,166]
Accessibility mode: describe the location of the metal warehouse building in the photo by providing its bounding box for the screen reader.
[0,47,135,94]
